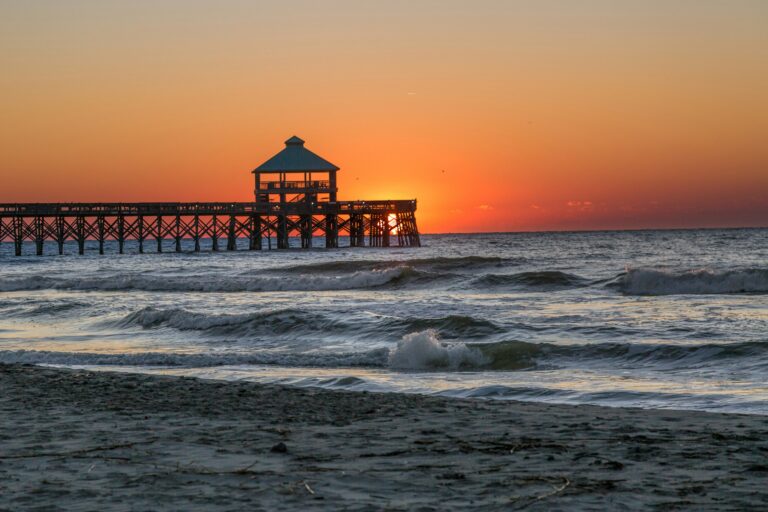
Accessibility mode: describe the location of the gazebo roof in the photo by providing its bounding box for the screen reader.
[253,136,340,173]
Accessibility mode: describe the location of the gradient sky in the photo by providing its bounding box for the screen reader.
[1,0,766,233]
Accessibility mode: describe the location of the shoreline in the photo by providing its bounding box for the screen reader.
[2,363,767,510]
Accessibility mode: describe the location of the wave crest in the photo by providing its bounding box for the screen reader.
[619,267,768,295]
[472,271,588,290]
[111,307,504,339]
[3,338,767,372]
[273,256,512,274]
[387,334,768,372]
[0,266,417,293]
[391,315,504,338]
[113,307,349,335]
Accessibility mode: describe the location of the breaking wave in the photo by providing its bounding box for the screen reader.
[113,307,351,336]
[110,307,504,339]
[6,265,762,296]
[471,271,588,290]
[0,299,88,318]
[388,330,489,370]
[270,256,513,274]
[618,267,768,295]
[3,335,767,372]
[0,266,422,293]
[388,334,768,372]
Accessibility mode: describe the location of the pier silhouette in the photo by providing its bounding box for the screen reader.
[0,137,420,255]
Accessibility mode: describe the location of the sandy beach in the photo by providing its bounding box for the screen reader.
[0,364,766,510]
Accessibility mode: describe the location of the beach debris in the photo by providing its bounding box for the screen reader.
[511,477,571,510]
[535,478,571,502]
[232,460,259,475]
[591,458,625,470]
[271,442,288,453]
[276,480,319,496]
[437,472,466,480]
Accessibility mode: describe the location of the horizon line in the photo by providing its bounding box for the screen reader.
[423,225,768,236]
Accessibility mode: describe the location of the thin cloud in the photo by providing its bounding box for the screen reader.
[566,200,595,212]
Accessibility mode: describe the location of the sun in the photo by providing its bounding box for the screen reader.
[388,213,400,235]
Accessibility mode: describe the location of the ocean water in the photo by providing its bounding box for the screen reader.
[1,229,767,414]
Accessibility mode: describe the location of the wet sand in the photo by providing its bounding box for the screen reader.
[1,363,767,511]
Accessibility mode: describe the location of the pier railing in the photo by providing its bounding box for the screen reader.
[258,180,332,191]
[0,200,417,216]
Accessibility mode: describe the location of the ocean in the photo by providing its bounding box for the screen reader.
[1,228,767,414]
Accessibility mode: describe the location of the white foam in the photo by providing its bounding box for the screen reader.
[387,330,488,370]
[621,267,768,295]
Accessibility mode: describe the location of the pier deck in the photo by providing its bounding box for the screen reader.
[0,200,420,256]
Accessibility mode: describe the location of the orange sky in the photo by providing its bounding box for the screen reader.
[1,1,766,233]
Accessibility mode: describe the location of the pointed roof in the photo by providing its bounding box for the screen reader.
[253,136,340,173]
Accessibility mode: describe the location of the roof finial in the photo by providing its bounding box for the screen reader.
[285,135,305,146]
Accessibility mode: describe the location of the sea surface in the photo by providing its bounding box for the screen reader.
[1,229,767,414]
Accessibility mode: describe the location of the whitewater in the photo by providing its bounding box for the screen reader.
[1,228,767,414]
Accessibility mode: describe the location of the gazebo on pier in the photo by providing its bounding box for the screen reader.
[250,135,419,249]
[253,136,339,205]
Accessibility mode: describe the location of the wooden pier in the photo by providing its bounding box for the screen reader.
[0,200,419,256]
[0,137,420,255]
